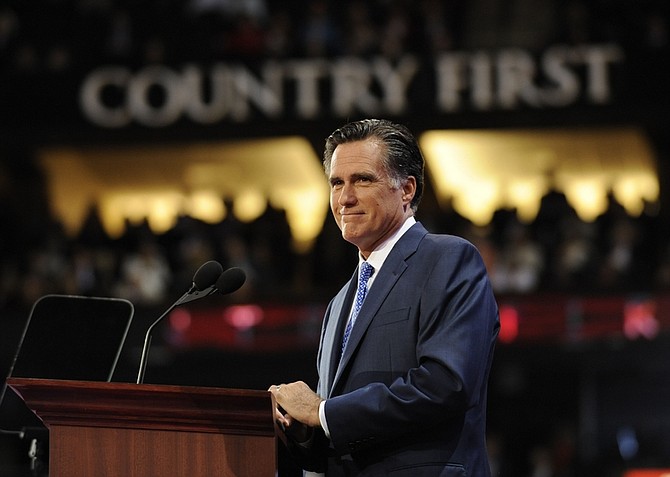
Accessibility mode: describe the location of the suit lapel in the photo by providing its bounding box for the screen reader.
[331,223,427,392]
[319,271,357,397]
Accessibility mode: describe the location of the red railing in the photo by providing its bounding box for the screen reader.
[165,294,670,352]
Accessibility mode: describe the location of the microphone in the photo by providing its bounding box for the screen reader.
[176,266,247,307]
[136,260,223,384]
[176,265,246,306]
[174,260,226,306]
[215,267,247,295]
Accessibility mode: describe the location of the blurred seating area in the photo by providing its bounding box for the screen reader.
[0,0,667,77]
[1,151,668,310]
[0,0,667,309]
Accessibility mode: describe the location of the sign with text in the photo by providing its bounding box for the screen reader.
[78,43,624,128]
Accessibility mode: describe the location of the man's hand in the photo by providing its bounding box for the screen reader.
[268,381,323,429]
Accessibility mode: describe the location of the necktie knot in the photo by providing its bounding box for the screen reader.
[359,261,374,286]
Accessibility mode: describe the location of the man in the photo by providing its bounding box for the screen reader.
[270,119,499,476]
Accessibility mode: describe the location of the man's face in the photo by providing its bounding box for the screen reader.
[328,139,415,257]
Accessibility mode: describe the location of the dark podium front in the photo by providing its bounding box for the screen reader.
[7,378,278,477]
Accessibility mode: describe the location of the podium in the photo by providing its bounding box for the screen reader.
[7,377,278,477]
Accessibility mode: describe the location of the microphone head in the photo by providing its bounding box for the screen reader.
[216,267,247,295]
[192,260,224,290]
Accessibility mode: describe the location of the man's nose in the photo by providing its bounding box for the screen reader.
[336,183,357,206]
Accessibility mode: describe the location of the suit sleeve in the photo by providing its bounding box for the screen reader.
[324,238,500,455]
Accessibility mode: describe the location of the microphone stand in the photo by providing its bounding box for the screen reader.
[135,262,240,384]
[136,287,194,385]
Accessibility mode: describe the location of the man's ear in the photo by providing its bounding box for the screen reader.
[402,176,417,203]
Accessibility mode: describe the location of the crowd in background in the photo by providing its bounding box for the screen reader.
[1,156,669,310]
[0,0,667,76]
[0,0,668,310]
[0,0,668,306]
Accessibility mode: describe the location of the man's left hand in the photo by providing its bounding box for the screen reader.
[268,381,323,428]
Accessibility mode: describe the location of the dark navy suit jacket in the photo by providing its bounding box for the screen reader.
[294,222,499,476]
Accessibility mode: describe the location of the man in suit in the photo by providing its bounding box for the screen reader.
[270,119,499,476]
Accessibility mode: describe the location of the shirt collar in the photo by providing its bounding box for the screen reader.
[358,216,416,283]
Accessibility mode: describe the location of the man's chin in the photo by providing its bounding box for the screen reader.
[341,228,360,245]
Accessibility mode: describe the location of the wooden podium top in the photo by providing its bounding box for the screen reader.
[7,377,276,437]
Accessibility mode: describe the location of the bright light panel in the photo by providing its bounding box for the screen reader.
[40,137,330,252]
[420,127,658,224]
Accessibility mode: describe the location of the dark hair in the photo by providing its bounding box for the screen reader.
[323,119,425,212]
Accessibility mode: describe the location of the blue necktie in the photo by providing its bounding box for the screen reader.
[341,262,374,355]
